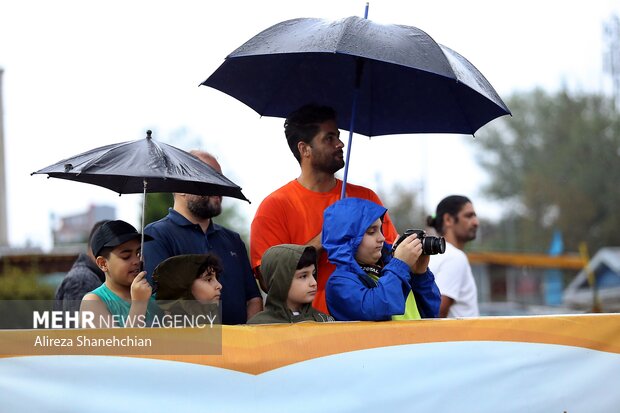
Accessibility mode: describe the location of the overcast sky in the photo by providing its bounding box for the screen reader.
[1,0,619,250]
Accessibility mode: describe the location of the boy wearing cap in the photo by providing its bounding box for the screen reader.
[80,220,160,328]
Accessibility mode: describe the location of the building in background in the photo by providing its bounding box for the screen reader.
[0,68,8,248]
[468,251,586,315]
[51,204,115,252]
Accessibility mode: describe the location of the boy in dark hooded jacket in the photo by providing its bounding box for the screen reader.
[153,253,223,324]
[248,244,334,324]
[323,198,440,321]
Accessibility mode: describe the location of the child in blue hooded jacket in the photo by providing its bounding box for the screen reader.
[323,197,440,321]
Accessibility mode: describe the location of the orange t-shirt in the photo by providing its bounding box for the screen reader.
[250,179,398,314]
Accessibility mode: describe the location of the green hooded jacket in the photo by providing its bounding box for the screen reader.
[153,254,221,324]
[247,244,334,324]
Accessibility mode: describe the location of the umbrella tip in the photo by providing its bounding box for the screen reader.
[146,130,152,140]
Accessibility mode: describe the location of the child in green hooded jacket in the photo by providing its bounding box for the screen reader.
[153,253,223,324]
[248,244,334,324]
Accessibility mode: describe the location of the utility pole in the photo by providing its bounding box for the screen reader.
[603,14,620,108]
[0,68,8,247]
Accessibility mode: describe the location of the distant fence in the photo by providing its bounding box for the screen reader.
[468,251,585,269]
[0,251,586,276]
[0,253,77,275]
[467,251,587,309]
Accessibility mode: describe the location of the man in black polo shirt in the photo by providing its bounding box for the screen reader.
[143,151,262,325]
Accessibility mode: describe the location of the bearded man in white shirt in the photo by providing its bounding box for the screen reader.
[427,195,480,318]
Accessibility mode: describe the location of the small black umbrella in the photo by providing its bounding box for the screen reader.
[32,130,250,253]
[202,16,511,197]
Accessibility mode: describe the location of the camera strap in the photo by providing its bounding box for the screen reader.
[356,263,386,289]
[358,264,382,278]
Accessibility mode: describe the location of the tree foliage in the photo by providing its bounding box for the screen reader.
[473,89,620,252]
[212,201,249,246]
[142,193,249,246]
[0,267,55,300]
[143,193,174,227]
[377,183,428,235]
[140,128,251,246]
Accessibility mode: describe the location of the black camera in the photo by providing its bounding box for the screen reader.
[392,229,446,256]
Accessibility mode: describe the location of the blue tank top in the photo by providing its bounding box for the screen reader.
[90,284,160,327]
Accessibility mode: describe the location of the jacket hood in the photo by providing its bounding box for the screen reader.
[262,244,309,304]
[249,244,328,324]
[322,198,387,275]
[154,254,221,300]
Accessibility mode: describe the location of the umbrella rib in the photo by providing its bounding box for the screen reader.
[259,18,353,116]
[333,17,355,55]
[81,141,135,172]
[33,137,250,202]
[118,174,132,194]
[436,47,475,134]
[202,15,509,138]
[449,82,476,135]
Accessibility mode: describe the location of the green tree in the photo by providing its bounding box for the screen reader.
[377,182,428,234]
[213,202,250,246]
[143,193,174,226]
[473,89,620,252]
[142,193,250,246]
[0,267,55,300]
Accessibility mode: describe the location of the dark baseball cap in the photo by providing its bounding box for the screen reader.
[91,220,153,257]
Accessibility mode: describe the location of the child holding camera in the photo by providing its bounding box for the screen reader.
[323,198,440,321]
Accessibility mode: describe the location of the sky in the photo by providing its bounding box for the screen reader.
[0,0,618,250]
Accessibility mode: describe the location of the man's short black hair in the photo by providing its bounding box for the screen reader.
[427,195,471,235]
[284,104,337,163]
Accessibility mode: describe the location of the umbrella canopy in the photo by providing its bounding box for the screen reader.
[32,131,249,258]
[202,16,511,137]
[32,131,249,202]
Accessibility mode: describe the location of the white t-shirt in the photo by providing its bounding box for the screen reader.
[429,242,479,317]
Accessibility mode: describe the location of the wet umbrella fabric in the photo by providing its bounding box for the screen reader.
[32,132,250,256]
[32,132,249,201]
[202,16,511,137]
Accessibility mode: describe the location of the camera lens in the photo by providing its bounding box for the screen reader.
[422,236,446,255]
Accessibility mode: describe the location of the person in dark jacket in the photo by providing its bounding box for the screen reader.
[154,253,223,324]
[323,198,440,321]
[248,244,333,324]
[54,220,109,311]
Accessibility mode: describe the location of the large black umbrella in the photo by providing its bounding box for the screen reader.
[32,131,249,252]
[202,16,511,196]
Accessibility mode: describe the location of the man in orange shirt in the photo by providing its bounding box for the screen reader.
[250,104,398,314]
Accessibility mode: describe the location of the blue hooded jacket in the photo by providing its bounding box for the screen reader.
[323,198,440,321]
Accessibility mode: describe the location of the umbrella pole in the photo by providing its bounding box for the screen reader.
[140,179,147,269]
[341,4,369,199]
[340,94,358,199]
[341,55,367,199]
